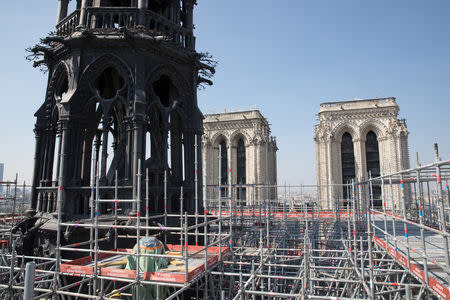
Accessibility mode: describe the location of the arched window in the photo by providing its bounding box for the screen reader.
[219,140,228,197]
[237,138,246,184]
[236,138,246,200]
[365,131,381,206]
[341,132,355,204]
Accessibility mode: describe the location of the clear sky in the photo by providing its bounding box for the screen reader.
[0,1,449,184]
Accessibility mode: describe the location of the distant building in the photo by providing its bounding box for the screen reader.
[314,98,410,209]
[202,110,278,204]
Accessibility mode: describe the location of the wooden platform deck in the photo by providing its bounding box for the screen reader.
[60,244,230,284]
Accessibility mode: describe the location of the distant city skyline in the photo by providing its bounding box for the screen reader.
[1,1,450,184]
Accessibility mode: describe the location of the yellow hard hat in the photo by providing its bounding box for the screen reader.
[111,289,122,298]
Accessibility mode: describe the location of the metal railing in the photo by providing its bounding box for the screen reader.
[354,151,450,299]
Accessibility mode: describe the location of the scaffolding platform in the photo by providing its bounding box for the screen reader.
[60,245,230,283]
[208,209,352,219]
[373,214,450,299]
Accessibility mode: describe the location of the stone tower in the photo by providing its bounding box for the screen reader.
[314,98,410,209]
[29,0,209,219]
[202,110,278,204]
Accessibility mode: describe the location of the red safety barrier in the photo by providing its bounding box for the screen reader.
[374,234,450,299]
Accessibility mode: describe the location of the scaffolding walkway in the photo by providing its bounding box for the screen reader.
[373,214,450,299]
[0,149,449,299]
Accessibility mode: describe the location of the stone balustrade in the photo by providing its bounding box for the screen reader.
[55,7,194,49]
[36,187,58,213]
[56,10,80,36]
[86,7,138,30]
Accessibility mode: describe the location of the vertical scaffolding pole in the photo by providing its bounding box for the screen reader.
[416,154,429,285]
[228,143,233,252]
[164,170,168,245]
[136,160,142,300]
[114,170,118,249]
[351,179,357,265]
[10,174,17,228]
[194,134,199,246]
[53,120,67,300]
[145,168,149,237]
[433,144,450,288]
[93,170,100,295]
[400,173,412,271]
[23,262,36,300]
[388,164,398,252]
[180,186,184,251]
[367,174,375,300]
[218,144,223,261]
[381,171,389,248]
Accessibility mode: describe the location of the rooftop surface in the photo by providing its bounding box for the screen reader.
[319,97,399,114]
[203,110,268,125]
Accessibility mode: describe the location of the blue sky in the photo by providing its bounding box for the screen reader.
[0,1,449,184]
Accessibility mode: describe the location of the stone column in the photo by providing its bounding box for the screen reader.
[392,134,401,173]
[326,137,333,209]
[42,128,55,186]
[182,0,194,31]
[124,117,133,182]
[138,0,147,8]
[272,143,278,201]
[353,138,365,181]
[182,0,194,48]
[252,140,257,198]
[184,129,195,184]
[138,0,147,26]
[231,144,237,185]
[29,126,44,215]
[57,0,69,24]
[100,119,109,184]
[314,138,322,205]
[194,131,203,212]
[253,140,260,201]
[55,119,70,218]
[71,124,83,186]
[257,140,266,201]
[54,124,63,186]
[79,0,89,27]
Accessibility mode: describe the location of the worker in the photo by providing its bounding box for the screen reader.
[126,236,169,300]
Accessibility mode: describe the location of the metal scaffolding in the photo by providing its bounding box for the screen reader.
[0,148,448,299]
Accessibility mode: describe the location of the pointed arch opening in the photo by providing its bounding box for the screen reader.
[236,138,246,200]
[153,75,179,107]
[94,67,125,100]
[341,132,355,206]
[366,130,381,207]
[219,139,228,197]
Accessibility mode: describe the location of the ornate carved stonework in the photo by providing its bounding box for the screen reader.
[314,98,410,209]
[202,110,278,203]
[29,0,208,219]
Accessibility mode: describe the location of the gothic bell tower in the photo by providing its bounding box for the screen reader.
[29,0,210,219]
